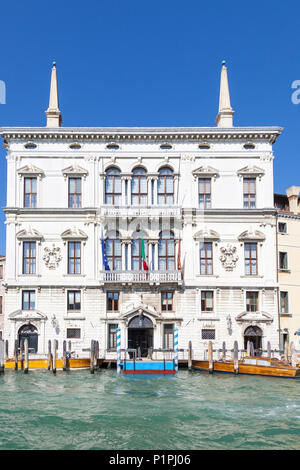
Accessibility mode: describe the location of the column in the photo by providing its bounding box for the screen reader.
[99,175,105,205]
[153,177,158,205]
[127,177,132,205]
[153,241,159,270]
[128,241,132,271]
[147,178,152,205]
[121,177,126,206]
[121,241,126,271]
[174,176,179,205]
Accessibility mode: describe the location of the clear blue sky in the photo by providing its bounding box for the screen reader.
[0,0,300,254]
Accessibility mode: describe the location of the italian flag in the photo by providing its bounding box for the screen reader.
[141,233,149,271]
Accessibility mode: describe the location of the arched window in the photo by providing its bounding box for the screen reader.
[158,231,175,271]
[105,231,121,271]
[131,232,148,271]
[131,167,147,205]
[158,167,174,205]
[105,167,121,205]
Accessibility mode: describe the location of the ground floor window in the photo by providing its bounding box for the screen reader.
[108,324,118,349]
[163,324,174,349]
[161,292,173,311]
[280,292,289,314]
[66,328,81,339]
[201,329,215,340]
[201,291,213,312]
[107,292,119,311]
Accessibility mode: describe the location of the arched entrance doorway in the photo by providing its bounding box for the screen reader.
[18,324,38,353]
[244,325,262,356]
[128,315,153,358]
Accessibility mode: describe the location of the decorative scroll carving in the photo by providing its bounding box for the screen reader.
[219,244,239,271]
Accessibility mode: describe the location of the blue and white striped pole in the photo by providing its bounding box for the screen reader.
[117,327,121,374]
[174,327,178,372]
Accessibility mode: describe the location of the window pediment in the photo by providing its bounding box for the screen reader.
[237,165,265,180]
[192,166,219,181]
[17,227,43,240]
[17,165,44,179]
[62,165,88,180]
[9,309,47,321]
[238,229,265,242]
[61,227,88,240]
[236,311,273,323]
[193,229,220,241]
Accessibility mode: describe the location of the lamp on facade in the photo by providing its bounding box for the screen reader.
[226,315,232,334]
[51,314,58,329]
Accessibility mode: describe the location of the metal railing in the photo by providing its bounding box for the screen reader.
[99,270,182,283]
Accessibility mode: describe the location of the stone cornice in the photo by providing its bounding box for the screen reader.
[0,126,283,144]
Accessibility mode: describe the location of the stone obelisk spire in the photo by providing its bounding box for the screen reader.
[216,61,234,128]
[45,62,62,127]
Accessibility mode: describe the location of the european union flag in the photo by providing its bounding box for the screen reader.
[101,230,110,271]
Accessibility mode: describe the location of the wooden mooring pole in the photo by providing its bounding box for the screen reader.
[267,341,271,358]
[0,340,4,374]
[14,339,18,371]
[90,340,95,374]
[47,340,52,371]
[222,341,226,360]
[208,341,213,374]
[63,340,67,371]
[284,340,289,362]
[24,339,29,374]
[52,339,57,374]
[233,341,239,375]
[188,341,192,370]
[20,340,24,370]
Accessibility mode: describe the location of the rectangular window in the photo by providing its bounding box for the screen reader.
[198,178,211,209]
[201,291,214,312]
[280,292,289,314]
[67,291,81,311]
[0,296,2,315]
[244,243,257,276]
[108,324,118,349]
[200,242,213,275]
[107,292,119,311]
[22,290,35,310]
[23,242,36,274]
[246,291,259,312]
[24,177,37,208]
[279,252,288,270]
[68,242,81,274]
[202,329,215,340]
[161,292,173,311]
[68,178,82,208]
[163,324,174,349]
[278,222,287,234]
[243,178,256,208]
[67,328,81,339]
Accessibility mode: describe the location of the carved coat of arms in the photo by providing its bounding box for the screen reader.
[43,245,62,270]
[219,245,239,271]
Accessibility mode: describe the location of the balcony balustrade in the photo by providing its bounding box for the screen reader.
[99,205,181,218]
[99,270,182,284]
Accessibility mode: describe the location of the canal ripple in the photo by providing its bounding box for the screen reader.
[0,369,299,449]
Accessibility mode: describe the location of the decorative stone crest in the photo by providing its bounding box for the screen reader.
[43,244,62,270]
[219,244,239,271]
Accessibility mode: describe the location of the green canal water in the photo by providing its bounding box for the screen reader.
[0,369,299,450]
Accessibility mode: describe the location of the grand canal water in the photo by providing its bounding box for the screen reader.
[0,369,299,450]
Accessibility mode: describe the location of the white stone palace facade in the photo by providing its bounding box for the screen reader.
[0,62,282,359]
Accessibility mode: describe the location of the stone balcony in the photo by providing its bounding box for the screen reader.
[99,270,182,285]
[99,205,181,219]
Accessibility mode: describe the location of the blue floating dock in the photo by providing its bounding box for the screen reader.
[121,360,175,374]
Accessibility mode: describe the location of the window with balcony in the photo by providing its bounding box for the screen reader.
[158,231,175,271]
[107,292,119,311]
[68,242,81,274]
[24,177,37,208]
[23,242,36,274]
[68,177,82,208]
[67,291,81,311]
[246,291,259,312]
[105,167,121,205]
[157,167,174,205]
[161,291,173,311]
[106,232,121,271]
[199,242,213,275]
[108,324,118,349]
[243,178,256,208]
[198,178,211,209]
[22,290,35,310]
[201,291,214,312]
[131,167,147,205]
[163,324,174,349]
[280,292,289,314]
[244,242,257,276]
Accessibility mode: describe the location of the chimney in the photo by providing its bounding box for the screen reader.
[286,186,300,214]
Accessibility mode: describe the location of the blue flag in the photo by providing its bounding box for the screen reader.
[101,230,110,271]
